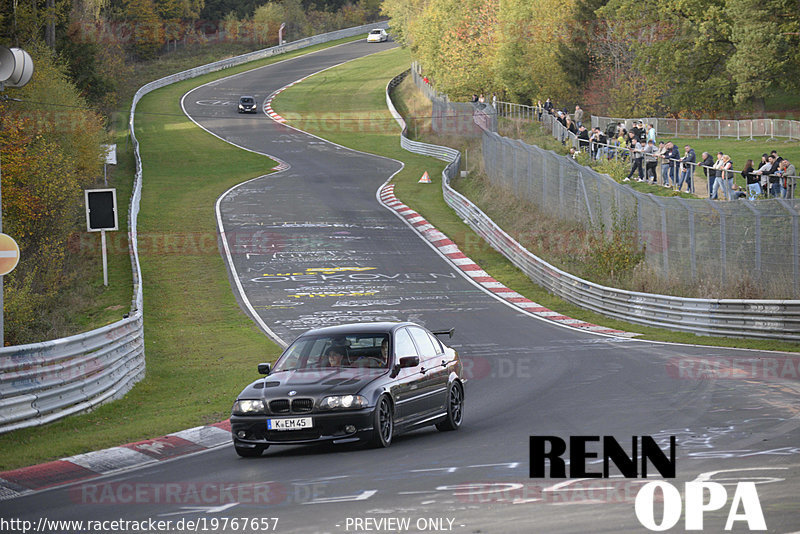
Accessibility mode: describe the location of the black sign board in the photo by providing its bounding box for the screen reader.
[84,189,118,232]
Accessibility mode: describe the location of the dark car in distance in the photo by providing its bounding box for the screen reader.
[237,95,257,113]
[230,322,465,457]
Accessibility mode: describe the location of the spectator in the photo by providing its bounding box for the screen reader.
[605,121,618,141]
[754,155,775,196]
[711,152,725,199]
[755,154,770,191]
[730,184,747,200]
[491,93,497,109]
[478,93,485,104]
[626,131,637,150]
[667,142,681,187]
[568,147,579,159]
[712,154,734,200]
[766,154,782,197]
[574,105,584,127]
[616,130,627,158]
[700,151,715,196]
[590,127,607,159]
[636,120,647,143]
[742,159,760,199]
[470,93,478,103]
[778,159,796,198]
[643,139,658,183]
[630,122,642,143]
[624,138,645,182]
[677,145,696,192]
[658,142,670,187]
[543,98,553,114]
[577,125,590,152]
[565,116,577,136]
[536,100,544,120]
[647,123,656,144]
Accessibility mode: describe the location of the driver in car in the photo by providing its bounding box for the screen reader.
[380,338,389,366]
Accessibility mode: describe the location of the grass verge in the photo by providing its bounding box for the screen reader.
[0,35,365,471]
[271,47,800,354]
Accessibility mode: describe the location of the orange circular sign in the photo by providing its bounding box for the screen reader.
[0,233,20,276]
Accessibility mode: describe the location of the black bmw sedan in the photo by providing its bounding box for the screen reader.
[230,322,465,457]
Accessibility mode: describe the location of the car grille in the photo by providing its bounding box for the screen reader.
[269,398,314,413]
[269,399,290,414]
[291,399,313,413]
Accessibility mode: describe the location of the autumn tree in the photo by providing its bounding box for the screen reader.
[1,46,106,344]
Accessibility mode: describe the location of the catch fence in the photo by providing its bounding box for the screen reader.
[399,67,800,340]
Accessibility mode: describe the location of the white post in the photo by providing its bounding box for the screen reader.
[103,163,107,186]
[101,230,108,287]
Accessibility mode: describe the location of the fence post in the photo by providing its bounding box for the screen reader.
[777,199,799,297]
[558,158,565,218]
[677,198,698,279]
[650,196,670,277]
[705,200,726,283]
[741,200,762,279]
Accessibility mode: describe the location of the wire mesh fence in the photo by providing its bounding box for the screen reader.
[592,116,800,141]
[411,67,800,298]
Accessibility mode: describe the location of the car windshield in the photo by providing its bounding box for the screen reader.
[240,97,254,104]
[370,30,382,34]
[273,333,390,372]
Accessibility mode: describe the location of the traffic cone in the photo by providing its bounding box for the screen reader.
[418,171,431,184]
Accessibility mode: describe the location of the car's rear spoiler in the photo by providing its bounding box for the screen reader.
[431,328,455,339]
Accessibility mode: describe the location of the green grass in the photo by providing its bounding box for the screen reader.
[271,47,800,354]
[0,35,366,472]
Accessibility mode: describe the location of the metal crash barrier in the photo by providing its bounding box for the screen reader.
[0,21,389,435]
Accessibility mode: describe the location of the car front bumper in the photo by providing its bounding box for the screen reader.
[231,407,375,446]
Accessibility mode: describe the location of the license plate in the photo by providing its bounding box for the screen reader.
[267,417,313,431]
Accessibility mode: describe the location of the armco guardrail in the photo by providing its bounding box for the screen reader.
[0,22,387,435]
[387,69,800,342]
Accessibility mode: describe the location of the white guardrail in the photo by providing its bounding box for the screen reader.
[0,21,388,435]
[387,70,800,342]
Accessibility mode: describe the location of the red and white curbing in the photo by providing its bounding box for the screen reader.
[263,75,314,124]
[0,420,232,500]
[379,184,639,338]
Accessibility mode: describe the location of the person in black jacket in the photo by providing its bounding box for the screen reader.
[677,145,696,192]
[743,159,760,199]
[577,125,590,152]
[701,151,715,196]
[636,120,648,143]
[668,143,681,187]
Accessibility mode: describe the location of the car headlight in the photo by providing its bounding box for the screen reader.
[232,399,265,415]
[319,395,368,410]
[238,104,244,109]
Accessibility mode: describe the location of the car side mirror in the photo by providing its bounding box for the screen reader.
[398,356,419,368]
[257,363,271,375]
[390,356,419,378]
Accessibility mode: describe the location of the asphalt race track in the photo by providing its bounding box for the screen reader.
[2,40,800,534]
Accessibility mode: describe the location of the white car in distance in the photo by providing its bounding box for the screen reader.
[367,29,388,43]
